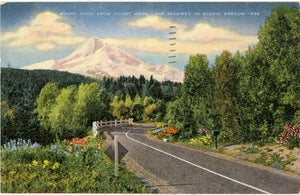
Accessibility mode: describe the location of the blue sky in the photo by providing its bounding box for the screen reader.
[1,2,299,71]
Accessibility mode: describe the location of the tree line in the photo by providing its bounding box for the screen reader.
[1,5,298,145]
[165,6,299,144]
[1,69,181,144]
[1,69,95,144]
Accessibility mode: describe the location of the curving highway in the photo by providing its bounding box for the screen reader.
[110,125,300,194]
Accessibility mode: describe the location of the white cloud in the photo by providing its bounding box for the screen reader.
[124,16,258,55]
[103,37,169,53]
[2,12,86,51]
[177,23,258,44]
[127,15,186,31]
[103,37,256,55]
[36,42,55,51]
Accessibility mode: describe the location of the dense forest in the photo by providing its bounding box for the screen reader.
[166,5,299,144]
[1,69,94,144]
[1,5,299,146]
[1,68,181,144]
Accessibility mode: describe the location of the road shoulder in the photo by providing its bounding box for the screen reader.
[145,133,300,181]
[123,155,178,193]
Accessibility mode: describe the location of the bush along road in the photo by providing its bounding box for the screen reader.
[110,125,300,194]
[1,136,153,193]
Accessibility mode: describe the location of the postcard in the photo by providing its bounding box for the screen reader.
[1,1,300,194]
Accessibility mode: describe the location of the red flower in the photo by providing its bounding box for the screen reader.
[70,137,89,146]
[279,124,300,147]
[68,146,73,152]
[96,143,102,149]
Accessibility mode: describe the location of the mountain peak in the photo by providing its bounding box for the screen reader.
[22,36,184,83]
[72,36,106,57]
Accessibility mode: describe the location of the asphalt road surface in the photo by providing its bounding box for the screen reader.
[110,125,300,194]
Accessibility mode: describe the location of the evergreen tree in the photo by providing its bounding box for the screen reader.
[131,94,144,121]
[213,51,239,140]
[1,101,17,143]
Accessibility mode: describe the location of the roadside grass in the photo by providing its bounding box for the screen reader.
[148,131,233,155]
[147,124,299,173]
[1,132,154,193]
[135,121,166,128]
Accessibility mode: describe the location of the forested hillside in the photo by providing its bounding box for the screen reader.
[2,5,299,148]
[1,68,181,144]
[1,68,95,144]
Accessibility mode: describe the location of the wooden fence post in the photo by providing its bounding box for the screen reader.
[93,119,133,132]
[93,121,97,137]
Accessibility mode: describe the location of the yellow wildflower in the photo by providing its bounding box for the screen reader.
[43,160,50,169]
[51,162,60,170]
[32,160,38,166]
[43,160,50,166]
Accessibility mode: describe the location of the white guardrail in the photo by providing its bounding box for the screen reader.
[93,118,134,137]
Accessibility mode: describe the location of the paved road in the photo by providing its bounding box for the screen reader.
[110,125,300,194]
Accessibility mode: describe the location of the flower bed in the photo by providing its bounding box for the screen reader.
[152,126,178,142]
[152,127,166,134]
[279,125,300,149]
[1,137,153,193]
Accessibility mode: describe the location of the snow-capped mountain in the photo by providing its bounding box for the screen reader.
[22,37,184,83]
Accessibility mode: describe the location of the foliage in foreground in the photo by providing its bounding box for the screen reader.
[279,125,300,149]
[165,5,299,143]
[1,67,181,145]
[1,138,153,193]
[36,82,110,140]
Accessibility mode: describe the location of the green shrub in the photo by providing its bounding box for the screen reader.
[217,131,230,143]
[255,152,296,170]
[189,134,212,145]
[1,137,153,193]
